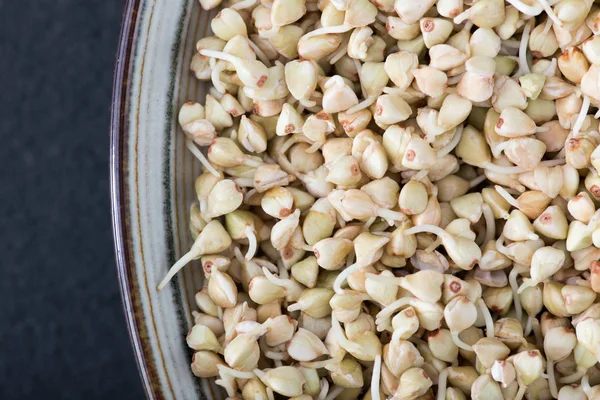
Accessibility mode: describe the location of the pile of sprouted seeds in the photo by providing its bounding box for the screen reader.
[156,0,600,398]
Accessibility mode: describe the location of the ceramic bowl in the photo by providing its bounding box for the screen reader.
[110,0,222,398]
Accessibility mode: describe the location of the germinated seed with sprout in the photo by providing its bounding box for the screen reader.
[158,0,600,397]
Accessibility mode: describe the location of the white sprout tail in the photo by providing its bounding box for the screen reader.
[157,249,198,291]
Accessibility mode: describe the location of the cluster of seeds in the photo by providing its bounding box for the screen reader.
[158,0,600,398]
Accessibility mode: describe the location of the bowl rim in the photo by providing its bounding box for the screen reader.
[110,0,157,398]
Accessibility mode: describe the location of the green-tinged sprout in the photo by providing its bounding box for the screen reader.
[455,126,525,175]
[493,75,528,112]
[344,330,382,361]
[495,56,517,76]
[481,187,510,220]
[259,265,305,302]
[501,381,519,400]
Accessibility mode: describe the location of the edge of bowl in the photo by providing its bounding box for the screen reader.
[110,0,157,398]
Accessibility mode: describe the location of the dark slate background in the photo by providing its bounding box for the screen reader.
[0,0,145,398]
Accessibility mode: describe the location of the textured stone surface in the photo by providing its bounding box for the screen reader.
[0,0,144,398]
